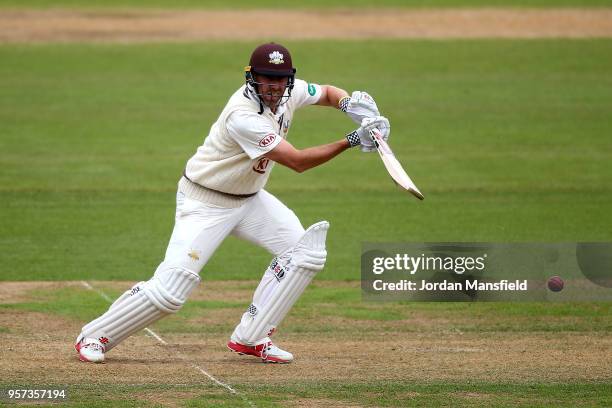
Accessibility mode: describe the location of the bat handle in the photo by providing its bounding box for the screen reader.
[368,128,382,146]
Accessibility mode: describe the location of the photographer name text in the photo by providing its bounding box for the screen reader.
[372,279,528,291]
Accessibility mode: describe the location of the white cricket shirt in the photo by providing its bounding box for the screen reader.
[184,79,322,196]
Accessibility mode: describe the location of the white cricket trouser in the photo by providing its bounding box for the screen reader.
[79,188,306,351]
[165,189,305,271]
[166,188,307,344]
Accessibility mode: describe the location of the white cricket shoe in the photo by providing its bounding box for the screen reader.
[74,335,105,363]
[227,336,293,363]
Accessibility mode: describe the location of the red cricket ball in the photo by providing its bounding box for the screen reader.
[547,276,564,292]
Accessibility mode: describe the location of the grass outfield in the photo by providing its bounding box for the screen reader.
[0,40,611,406]
[1,0,612,9]
[1,40,611,281]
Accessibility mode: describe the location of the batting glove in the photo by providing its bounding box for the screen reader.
[339,91,380,126]
[346,116,390,152]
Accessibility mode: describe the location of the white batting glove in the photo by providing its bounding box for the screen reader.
[361,116,391,152]
[346,116,390,152]
[339,91,380,125]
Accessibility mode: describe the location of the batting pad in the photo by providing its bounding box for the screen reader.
[233,221,329,344]
[80,267,200,351]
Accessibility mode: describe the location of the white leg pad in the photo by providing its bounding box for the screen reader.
[80,266,200,351]
[233,221,329,345]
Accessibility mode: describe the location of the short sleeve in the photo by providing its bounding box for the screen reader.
[226,110,282,160]
[291,79,322,110]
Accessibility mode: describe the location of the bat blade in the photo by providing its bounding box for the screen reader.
[369,129,424,200]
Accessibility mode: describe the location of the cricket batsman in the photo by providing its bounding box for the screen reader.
[75,42,390,363]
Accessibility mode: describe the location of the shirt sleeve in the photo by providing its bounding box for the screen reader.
[226,110,282,160]
[291,79,323,110]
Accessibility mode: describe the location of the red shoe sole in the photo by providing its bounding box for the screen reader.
[227,341,291,363]
[227,341,259,357]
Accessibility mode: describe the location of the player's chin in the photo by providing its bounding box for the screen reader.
[264,96,281,107]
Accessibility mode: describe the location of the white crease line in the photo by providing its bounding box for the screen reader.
[144,328,167,345]
[79,280,255,408]
[80,280,113,302]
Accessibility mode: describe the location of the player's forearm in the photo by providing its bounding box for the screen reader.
[318,85,350,109]
[292,139,351,173]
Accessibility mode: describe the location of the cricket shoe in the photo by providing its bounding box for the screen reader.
[227,337,293,363]
[74,335,106,363]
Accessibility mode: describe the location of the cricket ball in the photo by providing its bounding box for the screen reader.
[547,276,564,292]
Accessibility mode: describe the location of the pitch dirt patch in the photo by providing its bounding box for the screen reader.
[0,281,82,304]
[1,281,611,393]
[1,8,612,43]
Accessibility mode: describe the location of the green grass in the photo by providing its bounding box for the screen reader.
[3,285,610,334]
[1,0,612,9]
[1,379,610,407]
[249,382,612,407]
[1,40,611,281]
[0,383,286,408]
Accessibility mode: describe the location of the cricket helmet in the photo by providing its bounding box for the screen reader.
[245,42,296,112]
[247,42,296,77]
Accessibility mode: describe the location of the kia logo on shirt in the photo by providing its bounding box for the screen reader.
[258,134,276,147]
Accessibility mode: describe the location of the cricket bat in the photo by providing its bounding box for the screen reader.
[369,129,424,200]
